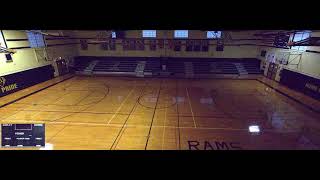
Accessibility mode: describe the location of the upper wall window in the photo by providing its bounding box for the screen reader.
[27,30,46,48]
[174,30,188,38]
[111,31,116,38]
[142,30,157,38]
[207,31,222,39]
[291,31,310,51]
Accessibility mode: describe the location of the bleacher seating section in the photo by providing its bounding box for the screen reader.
[73,56,263,77]
[74,58,93,71]
[143,58,160,74]
[93,60,138,72]
[242,61,262,74]
[167,59,185,74]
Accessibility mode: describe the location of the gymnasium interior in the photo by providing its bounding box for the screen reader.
[0,30,319,150]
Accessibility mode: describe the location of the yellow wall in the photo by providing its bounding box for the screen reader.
[258,31,320,80]
[259,51,320,80]
[0,30,78,76]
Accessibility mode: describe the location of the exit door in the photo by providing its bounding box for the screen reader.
[267,63,278,80]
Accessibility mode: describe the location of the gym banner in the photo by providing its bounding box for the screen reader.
[280,69,320,101]
[0,65,54,97]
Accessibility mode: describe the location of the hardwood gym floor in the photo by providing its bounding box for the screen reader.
[1,75,320,150]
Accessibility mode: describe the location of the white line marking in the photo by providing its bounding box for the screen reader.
[39,143,54,150]
[107,83,136,125]
[162,98,168,150]
[186,87,197,128]
[45,121,252,131]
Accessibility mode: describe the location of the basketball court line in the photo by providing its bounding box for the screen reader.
[2,107,279,119]
[0,119,303,133]
[186,87,197,128]
[44,83,110,143]
[107,81,137,125]
[3,81,104,124]
[162,98,168,150]
[3,87,77,120]
[35,88,74,105]
[256,79,320,114]
[110,80,150,150]
[73,91,93,105]
[111,124,127,150]
[110,84,150,149]
[22,109,43,121]
[51,92,108,121]
[145,80,163,150]
[3,104,274,119]
[45,82,109,106]
[2,104,37,121]
[112,79,166,149]
[29,88,75,105]
[2,76,320,150]
[16,84,109,107]
[176,80,181,149]
[50,91,87,105]
[0,109,131,116]
[45,89,94,92]
[1,79,312,125]
[0,75,75,109]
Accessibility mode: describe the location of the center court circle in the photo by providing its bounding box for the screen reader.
[138,93,177,109]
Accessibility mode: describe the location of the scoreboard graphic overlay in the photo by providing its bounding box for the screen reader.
[1,124,45,147]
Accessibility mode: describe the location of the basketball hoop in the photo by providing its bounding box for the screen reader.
[0,46,16,54]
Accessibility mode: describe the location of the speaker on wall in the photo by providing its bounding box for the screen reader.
[5,53,12,61]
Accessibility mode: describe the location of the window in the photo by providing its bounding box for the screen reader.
[291,31,310,51]
[142,30,157,38]
[207,31,222,39]
[111,31,116,38]
[27,30,45,48]
[174,30,188,38]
